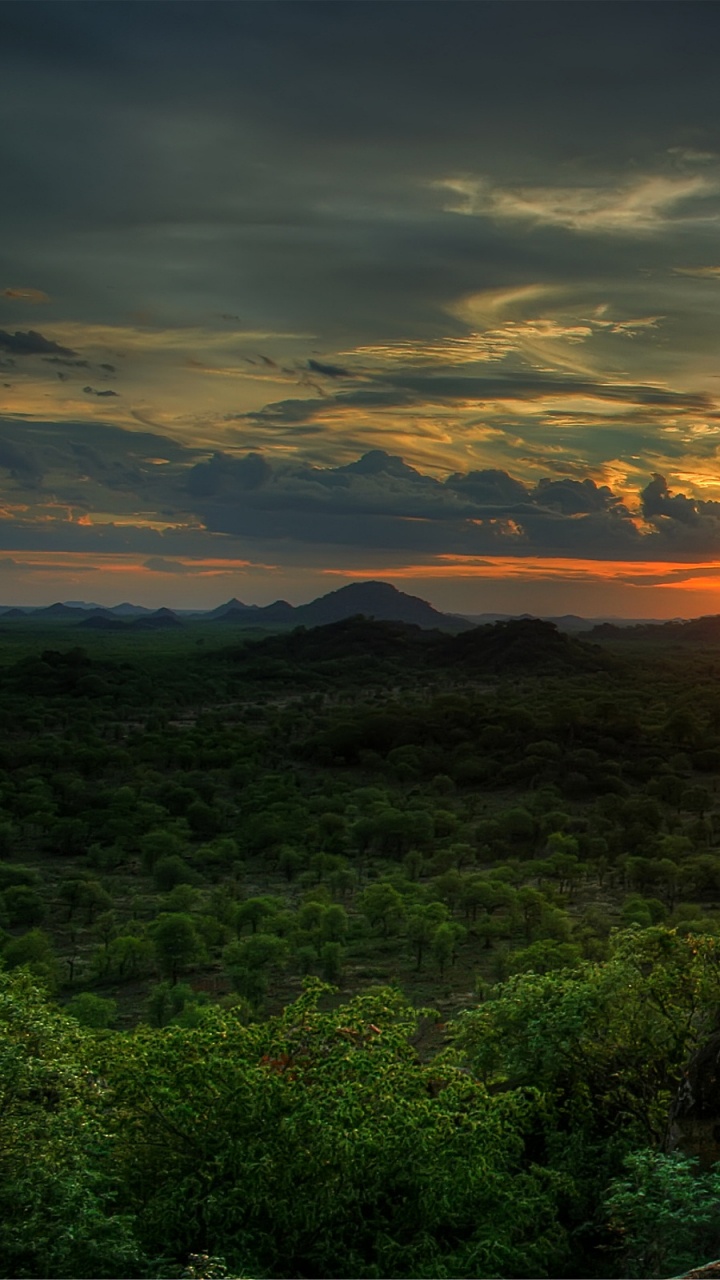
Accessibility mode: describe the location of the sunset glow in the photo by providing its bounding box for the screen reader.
[3,2,720,617]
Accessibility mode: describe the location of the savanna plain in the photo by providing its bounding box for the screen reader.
[5,610,720,1280]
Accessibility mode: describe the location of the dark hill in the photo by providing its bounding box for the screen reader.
[110,602,152,616]
[445,617,605,673]
[129,608,183,630]
[0,608,29,619]
[77,613,128,631]
[226,615,605,683]
[205,597,254,619]
[294,581,469,629]
[255,600,296,624]
[245,616,438,664]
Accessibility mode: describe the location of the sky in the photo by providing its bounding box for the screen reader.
[5,2,720,616]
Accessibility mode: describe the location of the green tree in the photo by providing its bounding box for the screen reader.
[4,928,62,991]
[431,921,465,977]
[233,896,281,935]
[151,913,207,985]
[406,902,449,969]
[66,991,117,1029]
[358,881,406,936]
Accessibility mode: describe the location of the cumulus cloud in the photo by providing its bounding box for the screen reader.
[633,474,720,557]
[181,445,645,560]
[5,413,720,565]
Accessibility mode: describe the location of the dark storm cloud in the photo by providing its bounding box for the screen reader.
[4,410,720,561]
[43,358,89,368]
[0,330,77,358]
[638,474,720,555]
[182,447,644,559]
[82,386,119,397]
[0,418,201,495]
[0,438,42,484]
[307,359,351,379]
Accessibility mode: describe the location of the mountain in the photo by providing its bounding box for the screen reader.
[129,608,183,630]
[294,581,463,629]
[212,581,471,631]
[0,607,29,619]
[204,597,255,619]
[109,602,153,616]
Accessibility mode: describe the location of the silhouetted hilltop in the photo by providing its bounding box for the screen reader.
[210,580,469,630]
[205,597,253,619]
[129,608,183,630]
[296,581,465,628]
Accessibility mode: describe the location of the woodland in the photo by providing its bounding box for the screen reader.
[4,612,720,1279]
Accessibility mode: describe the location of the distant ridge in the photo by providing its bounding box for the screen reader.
[35,603,96,619]
[586,613,720,643]
[0,585,698,635]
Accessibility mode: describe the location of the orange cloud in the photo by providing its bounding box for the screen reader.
[320,556,720,588]
[2,287,50,303]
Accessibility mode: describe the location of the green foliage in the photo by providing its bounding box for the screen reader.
[604,1149,720,1278]
[0,969,142,1277]
[3,928,62,991]
[97,981,568,1279]
[3,884,45,926]
[66,991,117,1029]
[150,913,208,985]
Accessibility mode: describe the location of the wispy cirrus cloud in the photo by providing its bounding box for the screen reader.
[672,265,720,279]
[435,172,718,233]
